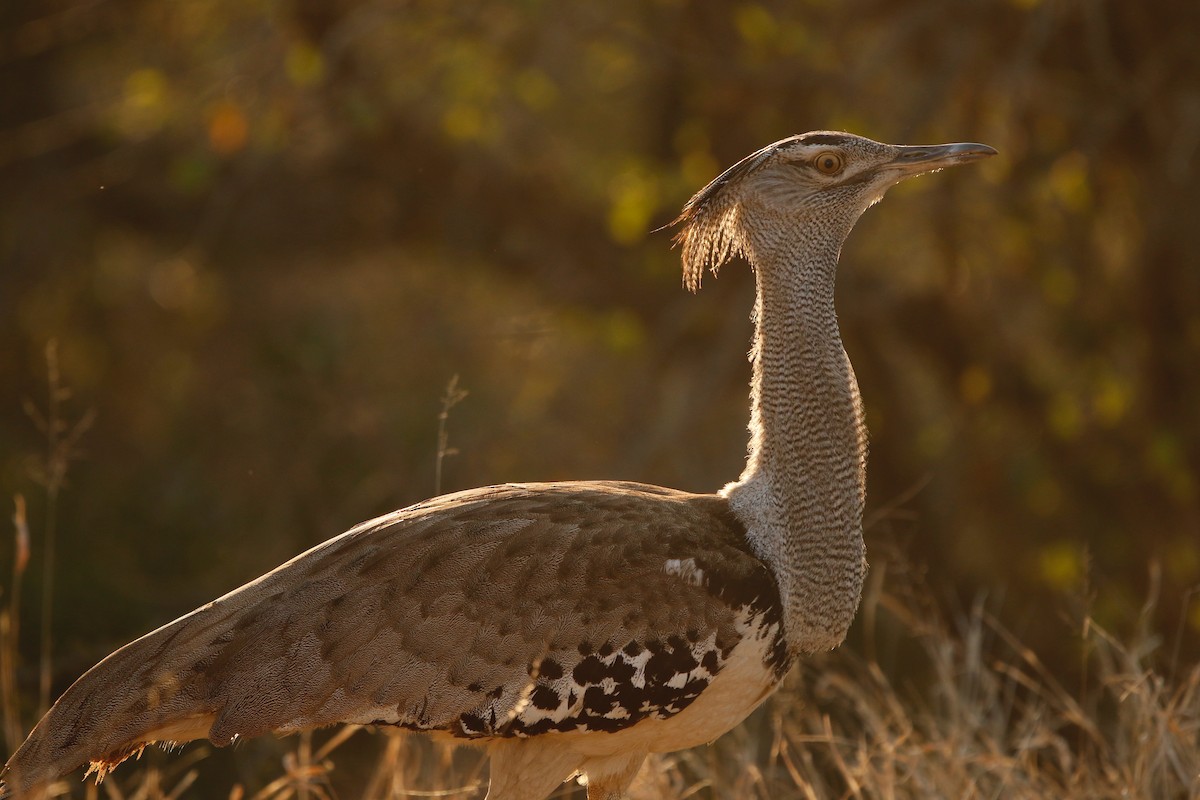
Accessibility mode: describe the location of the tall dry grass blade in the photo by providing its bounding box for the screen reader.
[3,494,31,753]
[361,731,403,800]
[23,339,95,717]
[312,725,362,762]
[161,770,198,800]
[101,776,126,800]
[296,731,312,800]
[433,375,468,497]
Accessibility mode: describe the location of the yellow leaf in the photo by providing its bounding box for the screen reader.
[286,43,326,87]
[1037,541,1082,589]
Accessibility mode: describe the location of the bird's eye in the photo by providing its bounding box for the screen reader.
[814,152,844,175]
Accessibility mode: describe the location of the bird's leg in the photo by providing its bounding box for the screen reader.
[582,752,646,800]
[482,739,583,800]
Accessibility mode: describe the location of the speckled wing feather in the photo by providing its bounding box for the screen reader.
[2,481,787,794]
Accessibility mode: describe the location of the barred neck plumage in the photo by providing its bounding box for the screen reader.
[674,134,994,658]
[722,210,868,656]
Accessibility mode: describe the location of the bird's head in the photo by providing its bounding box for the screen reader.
[672,131,996,291]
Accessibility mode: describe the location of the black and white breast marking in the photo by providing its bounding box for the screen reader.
[450,605,783,739]
[453,631,720,738]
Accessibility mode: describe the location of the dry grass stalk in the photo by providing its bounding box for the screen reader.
[21,339,95,717]
[2,496,31,754]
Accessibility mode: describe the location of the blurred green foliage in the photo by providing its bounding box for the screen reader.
[1,0,1197,720]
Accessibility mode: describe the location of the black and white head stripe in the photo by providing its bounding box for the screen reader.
[671,132,857,291]
[677,132,856,221]
[678,137,800,219]
[669,132,868,290]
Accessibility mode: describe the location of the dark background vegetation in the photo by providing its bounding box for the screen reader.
[1,0,1197,782]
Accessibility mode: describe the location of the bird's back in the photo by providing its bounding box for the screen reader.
[2,480,789,795]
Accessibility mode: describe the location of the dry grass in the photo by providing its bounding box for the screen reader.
[750,588,1199,799]
[3,356,1197,799]
[5,547,1197,799]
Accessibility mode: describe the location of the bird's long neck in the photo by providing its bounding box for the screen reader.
[722,215,867,656]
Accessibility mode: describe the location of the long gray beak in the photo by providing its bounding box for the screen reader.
[887,142,998,176]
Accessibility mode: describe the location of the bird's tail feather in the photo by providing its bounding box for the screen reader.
[0,601,232,797]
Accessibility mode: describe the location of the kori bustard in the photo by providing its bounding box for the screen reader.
[1,132,994,799]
